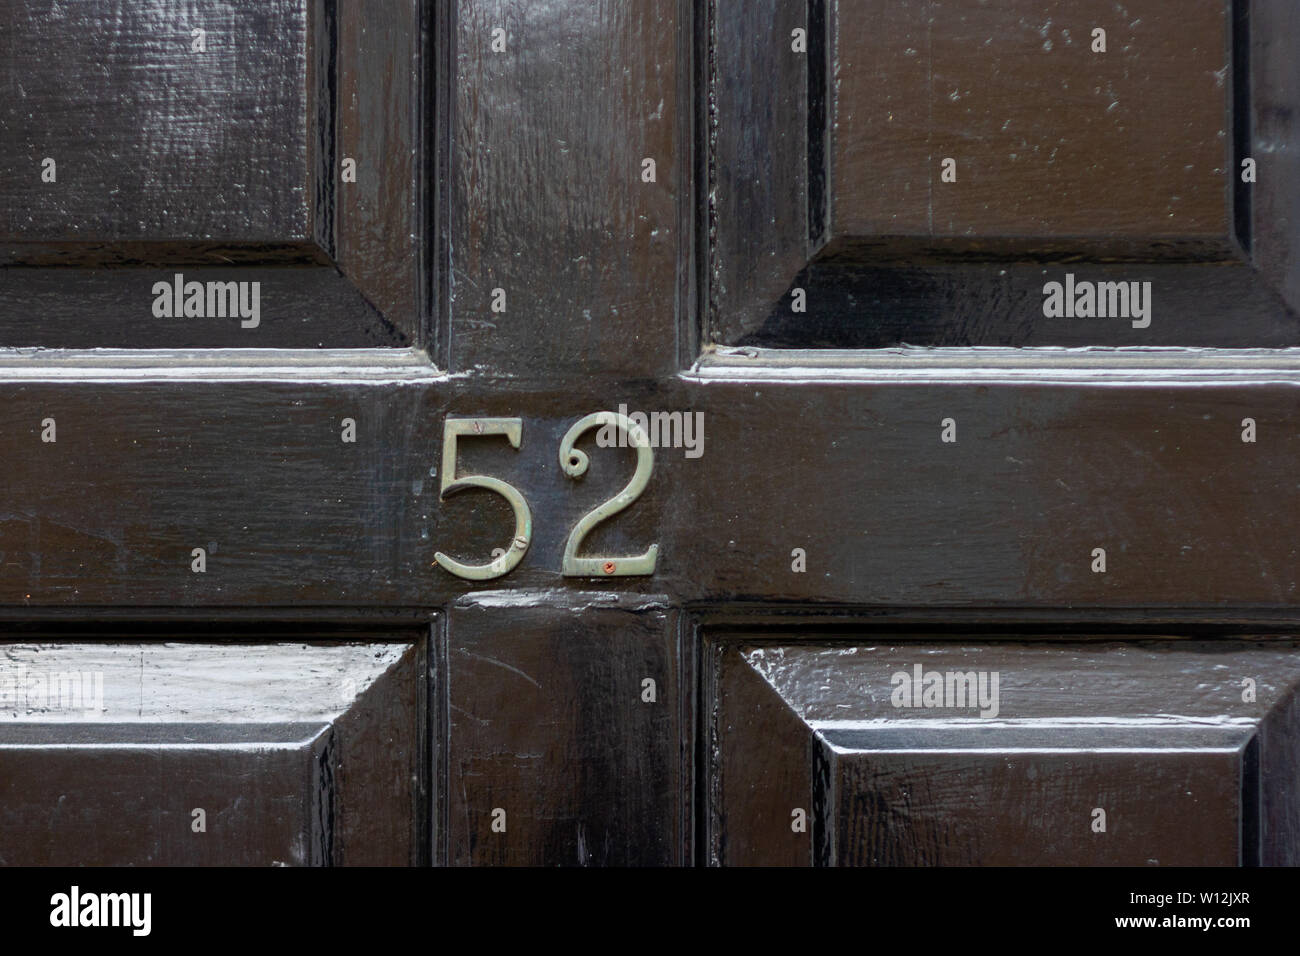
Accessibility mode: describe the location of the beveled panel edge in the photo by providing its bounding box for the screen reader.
[0,347,443,383]
[690,344,1300,385]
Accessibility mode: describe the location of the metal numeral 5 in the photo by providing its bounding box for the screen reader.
[433,412,658,581]
[433,418,533,581]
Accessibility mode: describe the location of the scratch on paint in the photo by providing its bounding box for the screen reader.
[450,703,489,726]
[456,649,542,689]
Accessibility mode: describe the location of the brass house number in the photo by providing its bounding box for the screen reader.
[433,412,660,581]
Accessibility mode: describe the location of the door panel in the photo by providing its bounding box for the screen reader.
[3,2,312,244]
[3,0,1299,872]
[0,373,443,606]
[818,729,1249,866]
[448,0,689,377]
[4,371,1295,610]
[707,639,1300,865]
[680,374,1300,607]
[0,0,424,348]
[445,603,686,866]
[3,724,338,866]
[709,0,1300,348]
[828,0,1231,245]
[0,638,427,865]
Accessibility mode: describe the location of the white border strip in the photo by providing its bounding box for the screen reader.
[0,347,448,384]
[688,346,1300,387]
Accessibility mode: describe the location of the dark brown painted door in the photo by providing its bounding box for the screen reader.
[2,0,1298,866]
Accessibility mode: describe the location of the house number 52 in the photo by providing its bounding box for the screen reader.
[433,412,659,580]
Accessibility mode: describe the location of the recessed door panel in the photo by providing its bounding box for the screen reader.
[709,0,1300,348]
[0,0,424,348]
[0,638,425,865]
[707,639,1300,866]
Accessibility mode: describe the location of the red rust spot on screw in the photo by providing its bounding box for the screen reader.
[603,561,617,575]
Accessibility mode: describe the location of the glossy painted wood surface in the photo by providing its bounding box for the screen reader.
[331,0,426,344]
[1247,0,1300,313]
[448,0,687,377]
[4,0,1300,870]
[821,732,1247,865]
[831,0,1232,243]
[1,0,312,243]
[0,0,423,347]
[710,0,1300,347]
[728,261,1300,349]
[0,368,1295,609]
[0,638,426,865]
[443,602,685,865]
[708,0,813,349]
[707,639,1300,865]
[0,268,408,348]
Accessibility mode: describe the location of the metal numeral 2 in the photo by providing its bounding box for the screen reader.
[433,411,658,581]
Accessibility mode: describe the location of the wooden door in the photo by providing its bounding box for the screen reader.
[2,0,1298,868]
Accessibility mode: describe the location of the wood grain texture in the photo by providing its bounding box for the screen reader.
[0,0,424,347]
[0,726,337,865]
[1247,0,1300,313]
[0,638,426,865]
[332,0,425,343]
[832,0,1232,242]
[704,635,816,865]
[445,603,685,866]
[0,0,311,242]
[0,378,679,605]
[8,0,1300,871]
[0,267,408,348]
[823,734,1247,865]
[708,0,815,347]
[734,261,1300,349]
[708,639,1300,865]
[449,0,684,378]
[680,375,1300,607]
[709,0,1300,347]
[0,372,1296,609]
